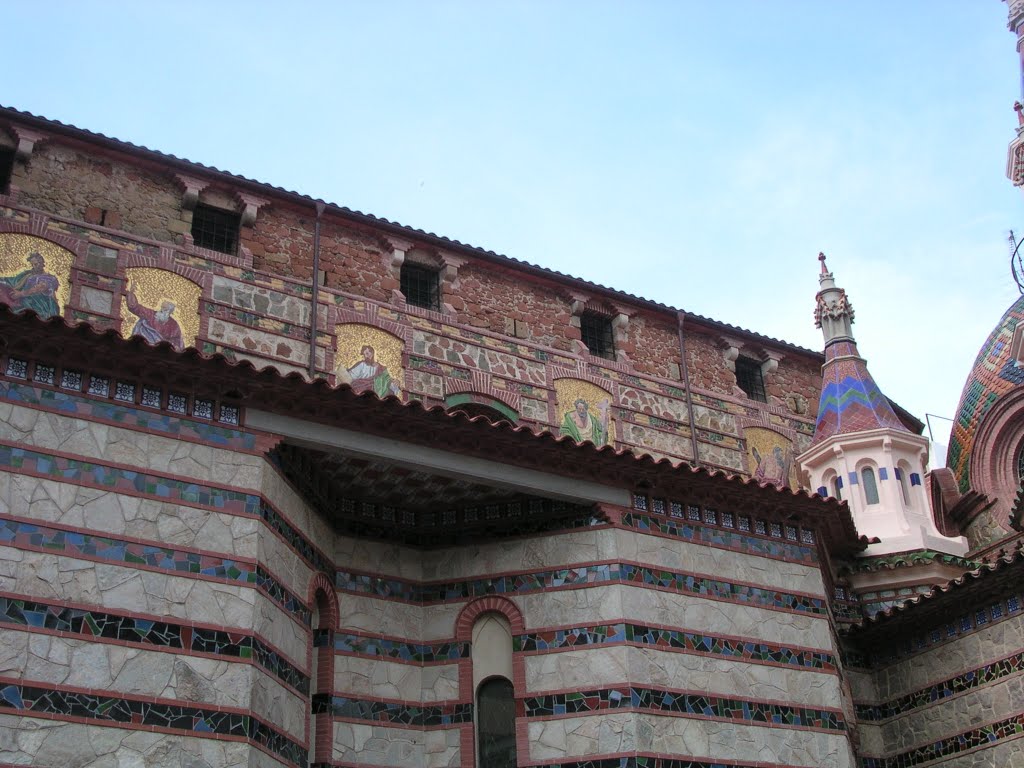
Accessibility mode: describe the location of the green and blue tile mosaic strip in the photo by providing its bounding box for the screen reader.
[515,622,835,671]
[530,760,763,768]
[631,494,817,555]
[623,512,816,564]
[858,712,1024,767]
[523,685,845,731]
[0,517,310,625]
[0,443,260,516]
[0,379,254,451]
[0,681,306,766]
[336,564,827,615]
[312,694,473,727]
[849,592,1022,667]
[0,594,308,693]
[3,356,242,428]
[857,650,1024,721]
[324,630,469,663]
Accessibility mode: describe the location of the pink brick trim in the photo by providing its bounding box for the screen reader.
[443,369,521,413]
[549,363,620,397]
[309,572,339,629]
[0,217,87,256]
[455,596,526,641]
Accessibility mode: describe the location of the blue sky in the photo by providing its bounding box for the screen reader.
[8,2,1023,448]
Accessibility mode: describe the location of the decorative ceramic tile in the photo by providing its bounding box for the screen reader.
[335,564,827,614]
[857,650,1024,721]
[313,695,472,727]
[0,516,308,625]
[334,632,468,663]
[0,594,308,693]
[515,622,835,670]
[0,681,306,766]
[859,712,1024,767]
[523,685,844,730]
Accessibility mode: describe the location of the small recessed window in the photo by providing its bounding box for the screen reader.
[477,677,516,767]
[735,356,766,402]
[862,467,880,505]
[580,311,615,359]
[0,146,15,194]
[191,203,240,255]
[400,262,441,311]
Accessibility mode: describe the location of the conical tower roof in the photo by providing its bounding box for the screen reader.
[812,254,908,445]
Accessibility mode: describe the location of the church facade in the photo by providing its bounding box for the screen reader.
[1,7,1024,767]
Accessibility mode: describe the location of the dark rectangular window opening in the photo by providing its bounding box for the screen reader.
[735,356,767,402]
[0,146,16,194]
[191,203,240,255]
[580,311,615,359]
[400,262,441,311]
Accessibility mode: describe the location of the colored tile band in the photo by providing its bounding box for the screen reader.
[847,592,1023,668]
[0,442,260,517]
[523,686,845,731]
[0,594,308,694]
[0,680,306,766]
[858,711,1024,768]
[0,379,256,451]
[528,765,761,768]
[312,694,473,727]
[331,631,469,663]
[515,622,835,671]
[526,760,762,768]
[856,650,1024,721]
[623,512,816,564]
[0,517,310,625]
[336,564,827,615]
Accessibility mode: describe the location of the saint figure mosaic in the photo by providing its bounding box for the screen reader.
[335,324,404,398]
[121,268,201,351]
[0,234,73,319]
[554,378,615,447]
[745,427,797,490]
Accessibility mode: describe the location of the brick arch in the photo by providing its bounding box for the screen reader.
[455,595,525,641]
[0,215,87,257]
[969,386,1024,530]
[307,571,338,630]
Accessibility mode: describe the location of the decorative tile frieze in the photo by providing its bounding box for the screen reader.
[312,695,473,727]
[335,564,827,615]
[631,493,816,553]
[0,594,308,693]
[532,761,739,768]
[850,592,1024,667]
[334,632,469,663]
[260,502,333,575]
[523,685,845,731]
[856,650,1024,721]
[1,355,243,428]
[858,712,1024,767]
[515,622,835,670]
[623,512,816,564]
[0,680,307,766]
[0,380,256,450]
[0,443,260,516]
[0,517,309,625]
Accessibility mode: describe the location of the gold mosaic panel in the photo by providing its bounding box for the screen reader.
[0,234,73,319]
[744,427,798,490]
[554,378,616,446]
[335,323,404,398]
[121,268,201,350]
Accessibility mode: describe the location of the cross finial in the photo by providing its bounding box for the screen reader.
[818,252,829,275]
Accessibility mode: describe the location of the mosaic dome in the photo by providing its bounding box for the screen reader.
[947,294,1024,492]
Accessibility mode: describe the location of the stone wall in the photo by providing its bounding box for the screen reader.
[0,115,823,481]
[850,601,1024,766]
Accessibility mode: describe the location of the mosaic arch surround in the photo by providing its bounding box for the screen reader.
[334,323,404,398]
[121,267,201,351]
[554,378,615,447]
[0,233,73,320]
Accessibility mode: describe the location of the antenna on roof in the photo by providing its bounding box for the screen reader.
[1010,230,1024,295]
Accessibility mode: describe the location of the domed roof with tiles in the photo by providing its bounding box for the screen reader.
[947,293,1024,492]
